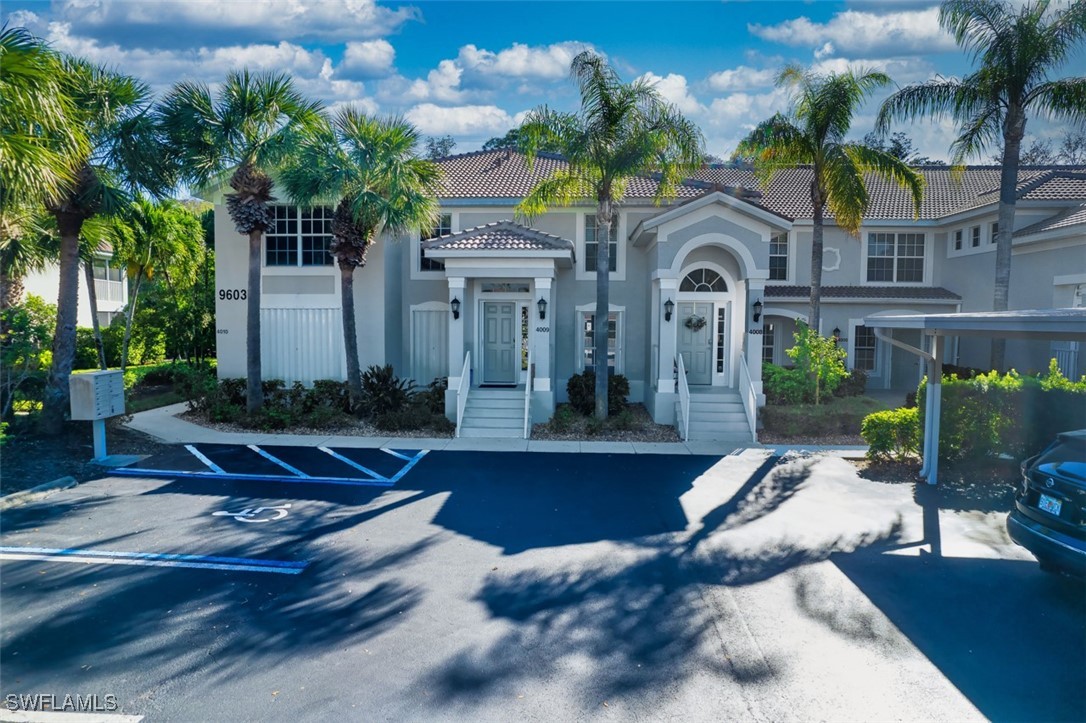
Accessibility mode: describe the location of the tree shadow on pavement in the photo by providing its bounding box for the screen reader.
[427,452,904,708]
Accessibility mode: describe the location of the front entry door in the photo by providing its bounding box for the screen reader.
[677,301,713,385]
[483,301,517,385]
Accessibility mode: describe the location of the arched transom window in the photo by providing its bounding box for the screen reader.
[680,268,727,293]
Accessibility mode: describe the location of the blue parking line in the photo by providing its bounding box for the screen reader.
[186,444,225,473]
[0,546,308,575]
[111,467,395,487]
[317,447,387,481]
[385,449,429,484]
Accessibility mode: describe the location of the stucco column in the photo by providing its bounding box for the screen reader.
[656,277,679,392]
[447,276,467,390]
[531,278,553,392]
[745,278,766,404]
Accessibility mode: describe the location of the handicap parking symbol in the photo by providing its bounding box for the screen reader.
[212,503,292,523]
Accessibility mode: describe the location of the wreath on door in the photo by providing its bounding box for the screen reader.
[684,314,707,332]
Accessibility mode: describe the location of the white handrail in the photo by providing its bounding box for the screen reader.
[456,351,471,438]
[677,354,690,442]
[523,350,533,439]
[738,355,758,443]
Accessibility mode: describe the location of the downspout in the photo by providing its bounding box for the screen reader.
[874,328,942,484]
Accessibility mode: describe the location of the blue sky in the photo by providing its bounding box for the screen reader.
[4,1,1072,161]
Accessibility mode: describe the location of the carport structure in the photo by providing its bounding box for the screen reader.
[863,308,1086,484]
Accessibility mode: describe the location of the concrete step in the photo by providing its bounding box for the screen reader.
[685,432,755,443]
[471,389,522,400]
[459,426,524,439]
[461,415,523,429]
[689,419,752,433]
[689,411,749,424]
[689,401,745,413]
[466,397,523,410]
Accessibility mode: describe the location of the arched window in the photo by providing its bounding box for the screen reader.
[680,268,727,292]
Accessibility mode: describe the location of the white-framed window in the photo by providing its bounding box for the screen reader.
[577,305,624,374]
[680,267,728,292]
[91,258,123,282]
[584,214,618,273]
[769,232,788,281]
[420,213,452,272]
[762,321,775,364]
[970,225,981,248]
[866,231,925,283]
[953,229,963,251]
[265,205,334,267]
[854,325,877,371]
[989,221,999,244]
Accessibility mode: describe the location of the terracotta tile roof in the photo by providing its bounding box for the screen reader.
[765,285,962,301]
[432,150,1086,221]
[422,219,575,254]
[1014,203,1086,238]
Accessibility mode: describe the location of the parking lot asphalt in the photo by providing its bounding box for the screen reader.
[2,447,1083,722]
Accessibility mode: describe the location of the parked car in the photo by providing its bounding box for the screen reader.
[1007,430,1086,576]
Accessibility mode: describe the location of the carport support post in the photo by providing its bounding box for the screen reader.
[923,333,943,485]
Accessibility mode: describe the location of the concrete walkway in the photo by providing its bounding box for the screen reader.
[124,402,868,458]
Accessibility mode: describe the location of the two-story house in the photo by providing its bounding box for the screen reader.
[211,150,1086,441]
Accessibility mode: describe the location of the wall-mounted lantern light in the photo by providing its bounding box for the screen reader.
[664,298,674,322]
[752,299,763,323]
[450,297,461,320]
[537,297,547,320]
[832,326,841,341]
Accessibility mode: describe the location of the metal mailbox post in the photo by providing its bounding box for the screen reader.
[69,370,125,460]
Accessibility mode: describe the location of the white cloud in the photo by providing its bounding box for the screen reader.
[41,22,370,106]
[341,40,395,78]
[638,72,704,115]
[54,0,418,42]
[404,103,518,136]
[809,57,935,86]
[814,42,835,60]
[750,8,955,57]
[706,66,778,92]
[407,60,466,103]
[457,41,591,79]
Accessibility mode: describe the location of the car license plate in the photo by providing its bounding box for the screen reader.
[1039,493,1062,516]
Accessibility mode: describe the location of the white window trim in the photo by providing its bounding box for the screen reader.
[575,302,625,374]
[847,319,881,378]
[860,228,932,286]
[576,212,626,282]
[947,220,998,258]
[411,211,458,281]
[768,230,793,283]
[263,205,337,269]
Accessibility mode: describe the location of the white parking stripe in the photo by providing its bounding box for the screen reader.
[381,448,414,462]
[385,450,429,483]
[247,445,309,478]
[0,547,308,575]
[184,445,224,473]
[317,447,386,481]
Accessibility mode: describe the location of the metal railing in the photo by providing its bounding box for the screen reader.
[455,351,471,438]
[738,355,758,443]
[94,278,125,303]
[523,351,534,439]
[677,353,690,442]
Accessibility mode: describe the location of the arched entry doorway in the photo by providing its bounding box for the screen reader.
[676,265,734,386]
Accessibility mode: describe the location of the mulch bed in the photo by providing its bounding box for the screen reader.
[531,404,680,443]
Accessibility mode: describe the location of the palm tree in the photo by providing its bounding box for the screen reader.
[39,59,171,433]
[280,108,440,410]
[737,65,924,333]
[0,207,51,312]
[112,197,204,372]
[877,0,1086,371]
[0,26,86,215]
[159,70,322,412]
[516,51,704,420]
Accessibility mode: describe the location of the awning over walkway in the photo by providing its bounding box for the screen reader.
[863,308,1086,484]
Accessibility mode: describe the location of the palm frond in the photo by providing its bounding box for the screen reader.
[1026,77,1086,125]
[820,145,869,235]
[845,143,925,217]
[515,169,595,220]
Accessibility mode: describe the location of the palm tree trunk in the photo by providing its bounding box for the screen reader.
[1,273,24,311]
[339,260,364,411]
[991,107,1026,372]
[246,228,264,413]
[809,180,824,332]
[594,198,612,421]
[41,211,85,434]
[120,271,144,373]
[82,261,107,369]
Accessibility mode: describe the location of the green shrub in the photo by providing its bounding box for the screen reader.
[762,396,885,437]
[309,379,351,413]
[834,369,868,398]
[74,328,101,369]
[375,401,452,433]
[608,409,640,431]
[916,362,1086,462]
[585,416,605,436]
[360,365,416,417]
[415,377,448,414]
[762,363,810,405]
[1,295,54,418]
[861,407,921,462]
[548,405,577,432]
[300,405,352,430]
[565,371,629,416]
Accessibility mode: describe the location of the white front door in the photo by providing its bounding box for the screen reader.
[677,301,713,385]
[482,301,518,385]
